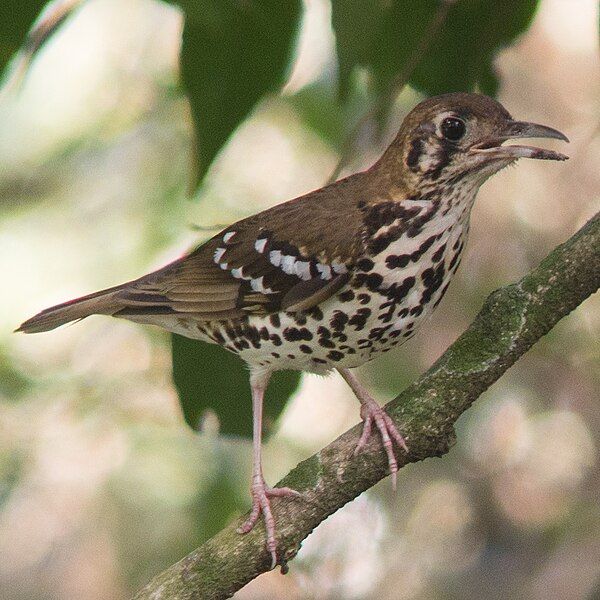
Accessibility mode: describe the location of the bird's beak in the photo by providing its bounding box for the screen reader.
[471,120,569,161]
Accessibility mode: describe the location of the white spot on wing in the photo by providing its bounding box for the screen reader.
[294,260,312,280]
[269,250,282,267]
[316,263,332,280]
[332,262,347,274]
[222,231,236,243]
[281,254,296,275]
[255,238,268,253]
[214,247,226,264]
[230,267,246,279]
[250,276,274,294]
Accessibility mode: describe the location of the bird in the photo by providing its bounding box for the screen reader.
[17,92,568,567]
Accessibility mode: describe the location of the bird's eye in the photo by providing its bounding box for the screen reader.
[440,117,466,141]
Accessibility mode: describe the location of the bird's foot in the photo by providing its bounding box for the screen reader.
[237,476,301,568]
[354,396,408,491]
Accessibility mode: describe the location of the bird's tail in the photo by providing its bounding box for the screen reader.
[16,284,125,334]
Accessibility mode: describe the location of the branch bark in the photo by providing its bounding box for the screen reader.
[133,211,600,600]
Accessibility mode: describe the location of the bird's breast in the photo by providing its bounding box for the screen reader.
[188,213,470,375]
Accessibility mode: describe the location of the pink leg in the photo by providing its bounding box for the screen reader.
[236,370,300,568]
[338,368,408,490]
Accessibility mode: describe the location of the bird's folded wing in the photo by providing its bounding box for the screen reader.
[113,185,366,321]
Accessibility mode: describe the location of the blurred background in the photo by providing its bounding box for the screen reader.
[0,0,599,598]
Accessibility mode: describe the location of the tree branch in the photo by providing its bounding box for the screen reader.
[133,212,600,600]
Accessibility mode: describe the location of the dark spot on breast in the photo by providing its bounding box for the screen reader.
[357,293,371,305]
[312,357,327,364]
[365,273,384,292]
[299,344,312,354]
[270,334,282,346]
[386,254,411,269]
[338,289,355,302]
[327,350,344,361]
[245,327,261,348]
[234,339,250,351]
[318,337,336,349]
[357,258,375,272]
[330,310,349,331]
[309,306,324,321]
[283,327,313,341]
[271,352,280,358]
[269,314,280,328]
[317,326,331,338]
[283,327,301,342]
[369,325,392,341]
[421,262,446,305]
[293,314,307,326]
[363,202,422,237]
[411,235,437,261]
[387,276,416,303]
[406,204,440,238]
[351,273,367,288]
[432,243,447,262]
[349,308,371,330]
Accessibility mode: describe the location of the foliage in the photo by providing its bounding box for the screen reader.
[0,0,542,442]
[332,0,539,98]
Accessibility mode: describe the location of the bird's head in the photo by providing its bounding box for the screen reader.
[382,92,568,192]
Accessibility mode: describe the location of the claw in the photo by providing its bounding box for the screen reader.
[355,401,408,490]
[338,368,408,488]
[237,477,300,568]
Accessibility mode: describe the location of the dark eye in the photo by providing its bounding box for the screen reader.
[441,117,466,141]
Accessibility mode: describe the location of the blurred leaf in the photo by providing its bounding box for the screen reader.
[332,0,386,100]
[0,0,47,72]
[332,0,539,100]
[166,0,302,187]
[287,83,348,150]
[194,467,239,540]
[409,0,539,96]
[0,0,83,87]
[172,335,301,439]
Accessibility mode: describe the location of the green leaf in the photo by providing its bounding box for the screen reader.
[172,335,301,439]
[287,82,348,150]
[332,0,388,99]
[332,0,540,100]
[165,0,302,187]
[0,0,83,85]
[0,0,47,73]
[409,0,539,96]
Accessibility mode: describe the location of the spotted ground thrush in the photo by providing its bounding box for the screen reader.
[18,93,568,566]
